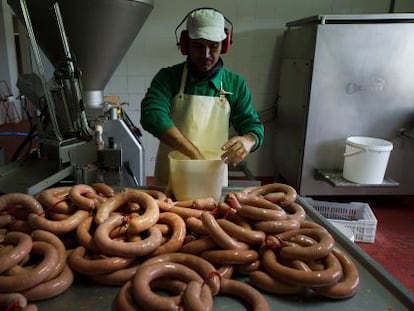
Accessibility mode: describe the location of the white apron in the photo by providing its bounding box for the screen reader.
[154,65,230,186]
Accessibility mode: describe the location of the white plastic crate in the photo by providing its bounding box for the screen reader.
[305,198,378,243]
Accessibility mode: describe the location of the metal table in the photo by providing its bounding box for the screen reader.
[35,193,414,310]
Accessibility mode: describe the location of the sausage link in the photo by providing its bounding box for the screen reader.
[142,252,221,296]
[131,261,203,311]
[249,270,303,295]
[281,201,307,220]
[160,203,203,219]
[253,219,301,234]
[150,212,186,256]
[174,197,217,211]
[69,184,98,211]
[200,249,259,265]
[219,278,270,311]
[183,280,213,311]
[0,193,43,215]
[68,246,136,275]
[30,230,67,280]
[245,183,297,206]
[216,218,265,245]
[237,204,287,222]
[179,236,217,255]
[27,210,89,235]
[93,214,162,257]
[185,216,208,235]
[21,264,74,301]
[236,192,284,211]
[201,212,249,250]
[89,261,140,286]
[75,215,101,253]
[262,249,343,287]
[95,189,159,228]
[91,183,115,197]
[313,247,360,299]
[234,260,261,275]
[0,231,32,273]
[115,280,143,311]
[0,240,59,292]
[277,228,335,260]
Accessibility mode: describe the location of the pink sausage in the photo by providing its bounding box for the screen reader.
[249,270,303,295]
[95,189,159,234]
[21,264,74,301]
[131,261,203,311]
[68,245,136,275]
[216,218,265,245]
[179,236,217,255]
[313,247,360,299]
[115,280,145,311]
[0,193,43,215]
[89,262,140,286]
[183,280,213,311]
[90,183,115,197]
[30,230,67,280]
[75,215,101,253]
[150,212,186,256]
[185,216,208,235]
[200,249,259,265]
[253,219,301,234]
[236,204,287,222]
[0,231,32,274]
[141,252,221,296]
[262,249,343,287]
[0,240,59,292]
[200,212,249,250]
[68,184,98,211]
[277,228,335,261]
[245,183,297,206]
[27,210,89,235]
[93,214,162,257]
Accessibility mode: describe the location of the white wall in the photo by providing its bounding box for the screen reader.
[104,0,414,178]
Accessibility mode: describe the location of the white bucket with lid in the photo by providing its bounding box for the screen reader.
[168,151,225,201]
[342,136,393,184]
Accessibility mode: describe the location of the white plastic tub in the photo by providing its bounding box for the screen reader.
[342,136,393,184]
[168,151,225,201]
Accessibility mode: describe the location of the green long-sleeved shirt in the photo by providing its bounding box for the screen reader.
[140,61,264,152]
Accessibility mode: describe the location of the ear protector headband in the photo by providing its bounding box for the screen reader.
[174,7,233,55]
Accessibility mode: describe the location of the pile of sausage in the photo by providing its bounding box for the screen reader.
[0,182,360,311]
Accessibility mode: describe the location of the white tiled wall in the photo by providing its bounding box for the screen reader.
[104,0,414,178]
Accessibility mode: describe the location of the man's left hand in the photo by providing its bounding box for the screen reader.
[221,134,256,166]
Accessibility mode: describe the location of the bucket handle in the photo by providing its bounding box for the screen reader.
[344,148,367,157]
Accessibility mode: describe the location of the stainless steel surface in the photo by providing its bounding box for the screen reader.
[275,14,414,196]
[102,118,145,186]
[30,191,414,310]
[0,159,73,195]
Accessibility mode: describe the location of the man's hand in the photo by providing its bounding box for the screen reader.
[221,134,256,166]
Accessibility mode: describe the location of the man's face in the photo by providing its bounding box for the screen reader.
[188,38,222,73]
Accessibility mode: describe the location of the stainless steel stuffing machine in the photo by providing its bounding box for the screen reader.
[0,0,154,194]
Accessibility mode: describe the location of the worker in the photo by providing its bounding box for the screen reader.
[140,8,264,186]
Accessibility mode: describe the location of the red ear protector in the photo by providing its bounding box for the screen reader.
[175,7,233,55]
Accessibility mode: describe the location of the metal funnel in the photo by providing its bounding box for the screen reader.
[8,0,154,108]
